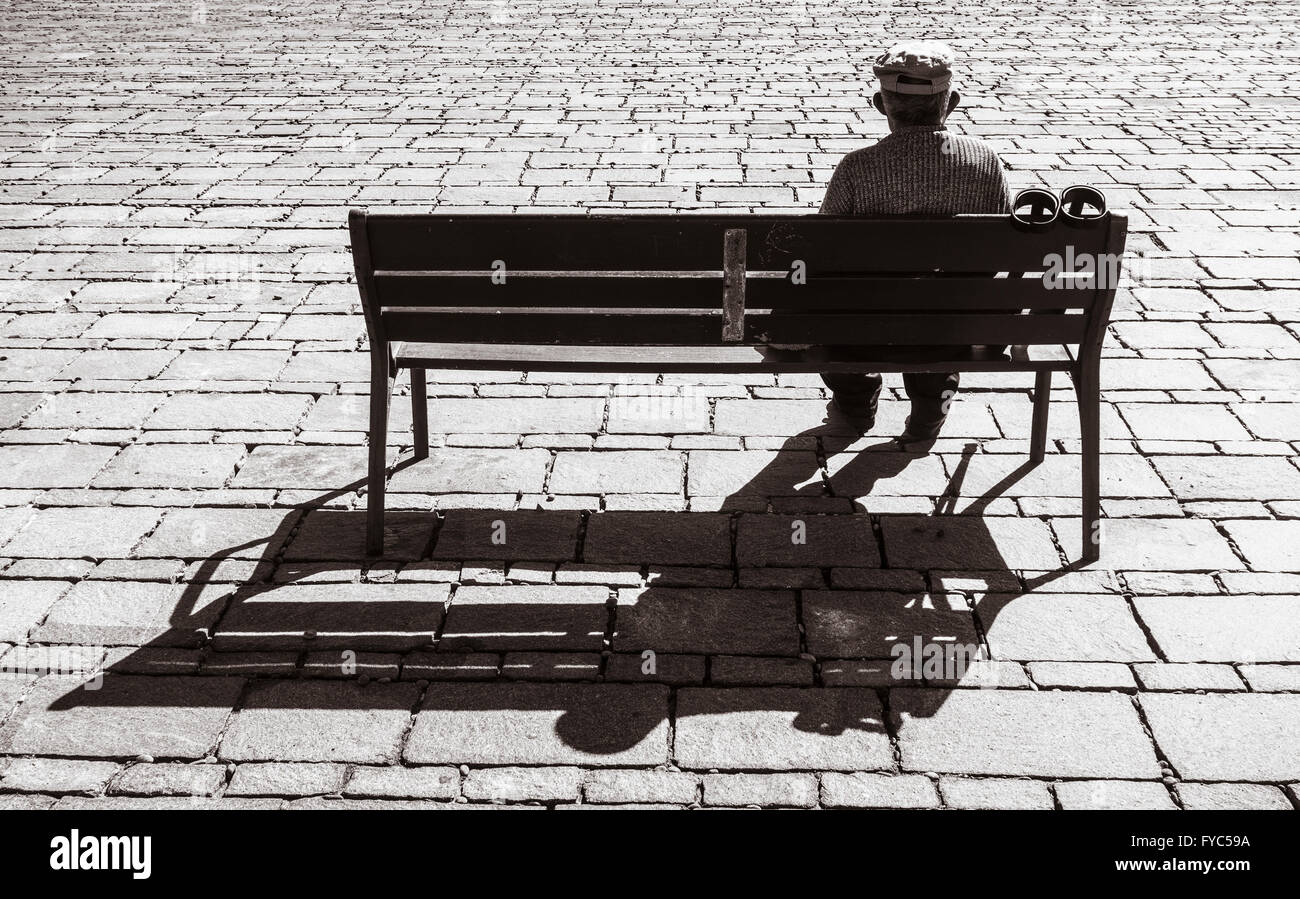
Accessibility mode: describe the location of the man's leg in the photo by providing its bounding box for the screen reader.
[899,370,960,441]
[821,372,883,424]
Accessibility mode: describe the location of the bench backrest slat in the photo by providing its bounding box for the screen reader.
[382,309,732,345]
[365,214,726,271]
[373,273,724,308]
[743,217,1114,272]
[372,275,1093,311]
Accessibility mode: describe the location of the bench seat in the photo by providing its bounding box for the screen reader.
[393,341,1074,373]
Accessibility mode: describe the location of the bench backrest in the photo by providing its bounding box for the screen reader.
[350,211,1128,353]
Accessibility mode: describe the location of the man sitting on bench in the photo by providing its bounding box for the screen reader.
[819,41,1013,442]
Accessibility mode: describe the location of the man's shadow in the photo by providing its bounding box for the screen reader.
[37,400,1078,757]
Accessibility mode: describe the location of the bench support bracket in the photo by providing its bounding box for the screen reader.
[722,228,746,342]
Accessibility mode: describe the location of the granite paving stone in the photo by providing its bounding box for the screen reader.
[736,514,879,567]
[406,683,670,766]
[0,675,243,759]
[1133,595,1300,663]
[0,757,122,796]
[0,580,72,643]
[385,448,551,494]
[109,762,228,798]
[212,583,448,651]
[584,769,699,805]
[804,590,979,661]
[938,777,1054,810]
[0,444,118,488]
[615,588,798,656]
[891,689,1161,779]
[1140,693,1300,782]
[220,681,420,764]
[3,507,161,559]
[978,593,1157,662]
[343,765,460,800]
[1054,780,1176,811]
[549,451,683,495]
[1221,520,1300,571]
[820,772,940,809]
[1177,783,1294,811]
[32,580,230,648]
[583,512,731,566]
[882,516,1063,571]
[440,585,608,652]
[432,510,580,561]
[674,688,893,771]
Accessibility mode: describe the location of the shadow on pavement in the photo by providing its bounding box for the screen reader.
[31,408,1081,757]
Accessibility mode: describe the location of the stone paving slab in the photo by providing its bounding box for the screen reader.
[32,580,228,648]
[1177,783,1294,811]
[343,765,460,801]
[220,681,420,764]
[0,581,70,643]
[212,583,447,651]
[1221,520,1300,571]
[282,510,432,561]
[0,675,243,759]
[978,593,1157,662]
[882,517,1063,570]
[615,588,798,656]
[0,755,120,796]
[892,689,1162,779]
[135,508,302,560]
[585,769,699,805]
[1140,694,1300,782]
[736,514,879,567]
[583,512,732,566]
[674,687,893,771]
[701,772,816,808]
[939,777,1055,810]
[803,590,978,659]
[1057,518,1246,571]
[387,448,551,494]
[406,683,670,766]
[441,585,607,652]
[432,510,581,562]
[109,762,228,798]
[2,507,160,559]
[1133,595,1300,663]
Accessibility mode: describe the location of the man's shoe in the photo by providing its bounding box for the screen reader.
[829,397,876,433]
[897,414,945,445]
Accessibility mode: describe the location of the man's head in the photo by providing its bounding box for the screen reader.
[871,41,961,130]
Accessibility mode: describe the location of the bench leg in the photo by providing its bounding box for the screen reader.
[1075,364,1101,563]
[367,356,394,557]
[1030,370,1051,464]
[411,367,428,460]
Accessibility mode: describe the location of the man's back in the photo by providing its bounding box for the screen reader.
[820,126,1011,216]
[814,40,1015,443]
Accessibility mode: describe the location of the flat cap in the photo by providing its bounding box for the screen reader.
[872,41,955,94]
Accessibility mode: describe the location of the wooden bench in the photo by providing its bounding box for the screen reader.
[349,210,1127,562]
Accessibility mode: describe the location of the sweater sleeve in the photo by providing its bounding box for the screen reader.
[818,160,855,214]
[986,159,1013,214]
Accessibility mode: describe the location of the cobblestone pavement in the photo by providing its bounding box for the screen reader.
[0,0,1298,810]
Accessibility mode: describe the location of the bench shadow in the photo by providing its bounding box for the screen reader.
[40,405,1080,758]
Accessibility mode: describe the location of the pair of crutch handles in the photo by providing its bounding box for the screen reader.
[1012,185,1107,229]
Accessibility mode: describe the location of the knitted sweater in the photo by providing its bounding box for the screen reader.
[820,125,1012,216]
